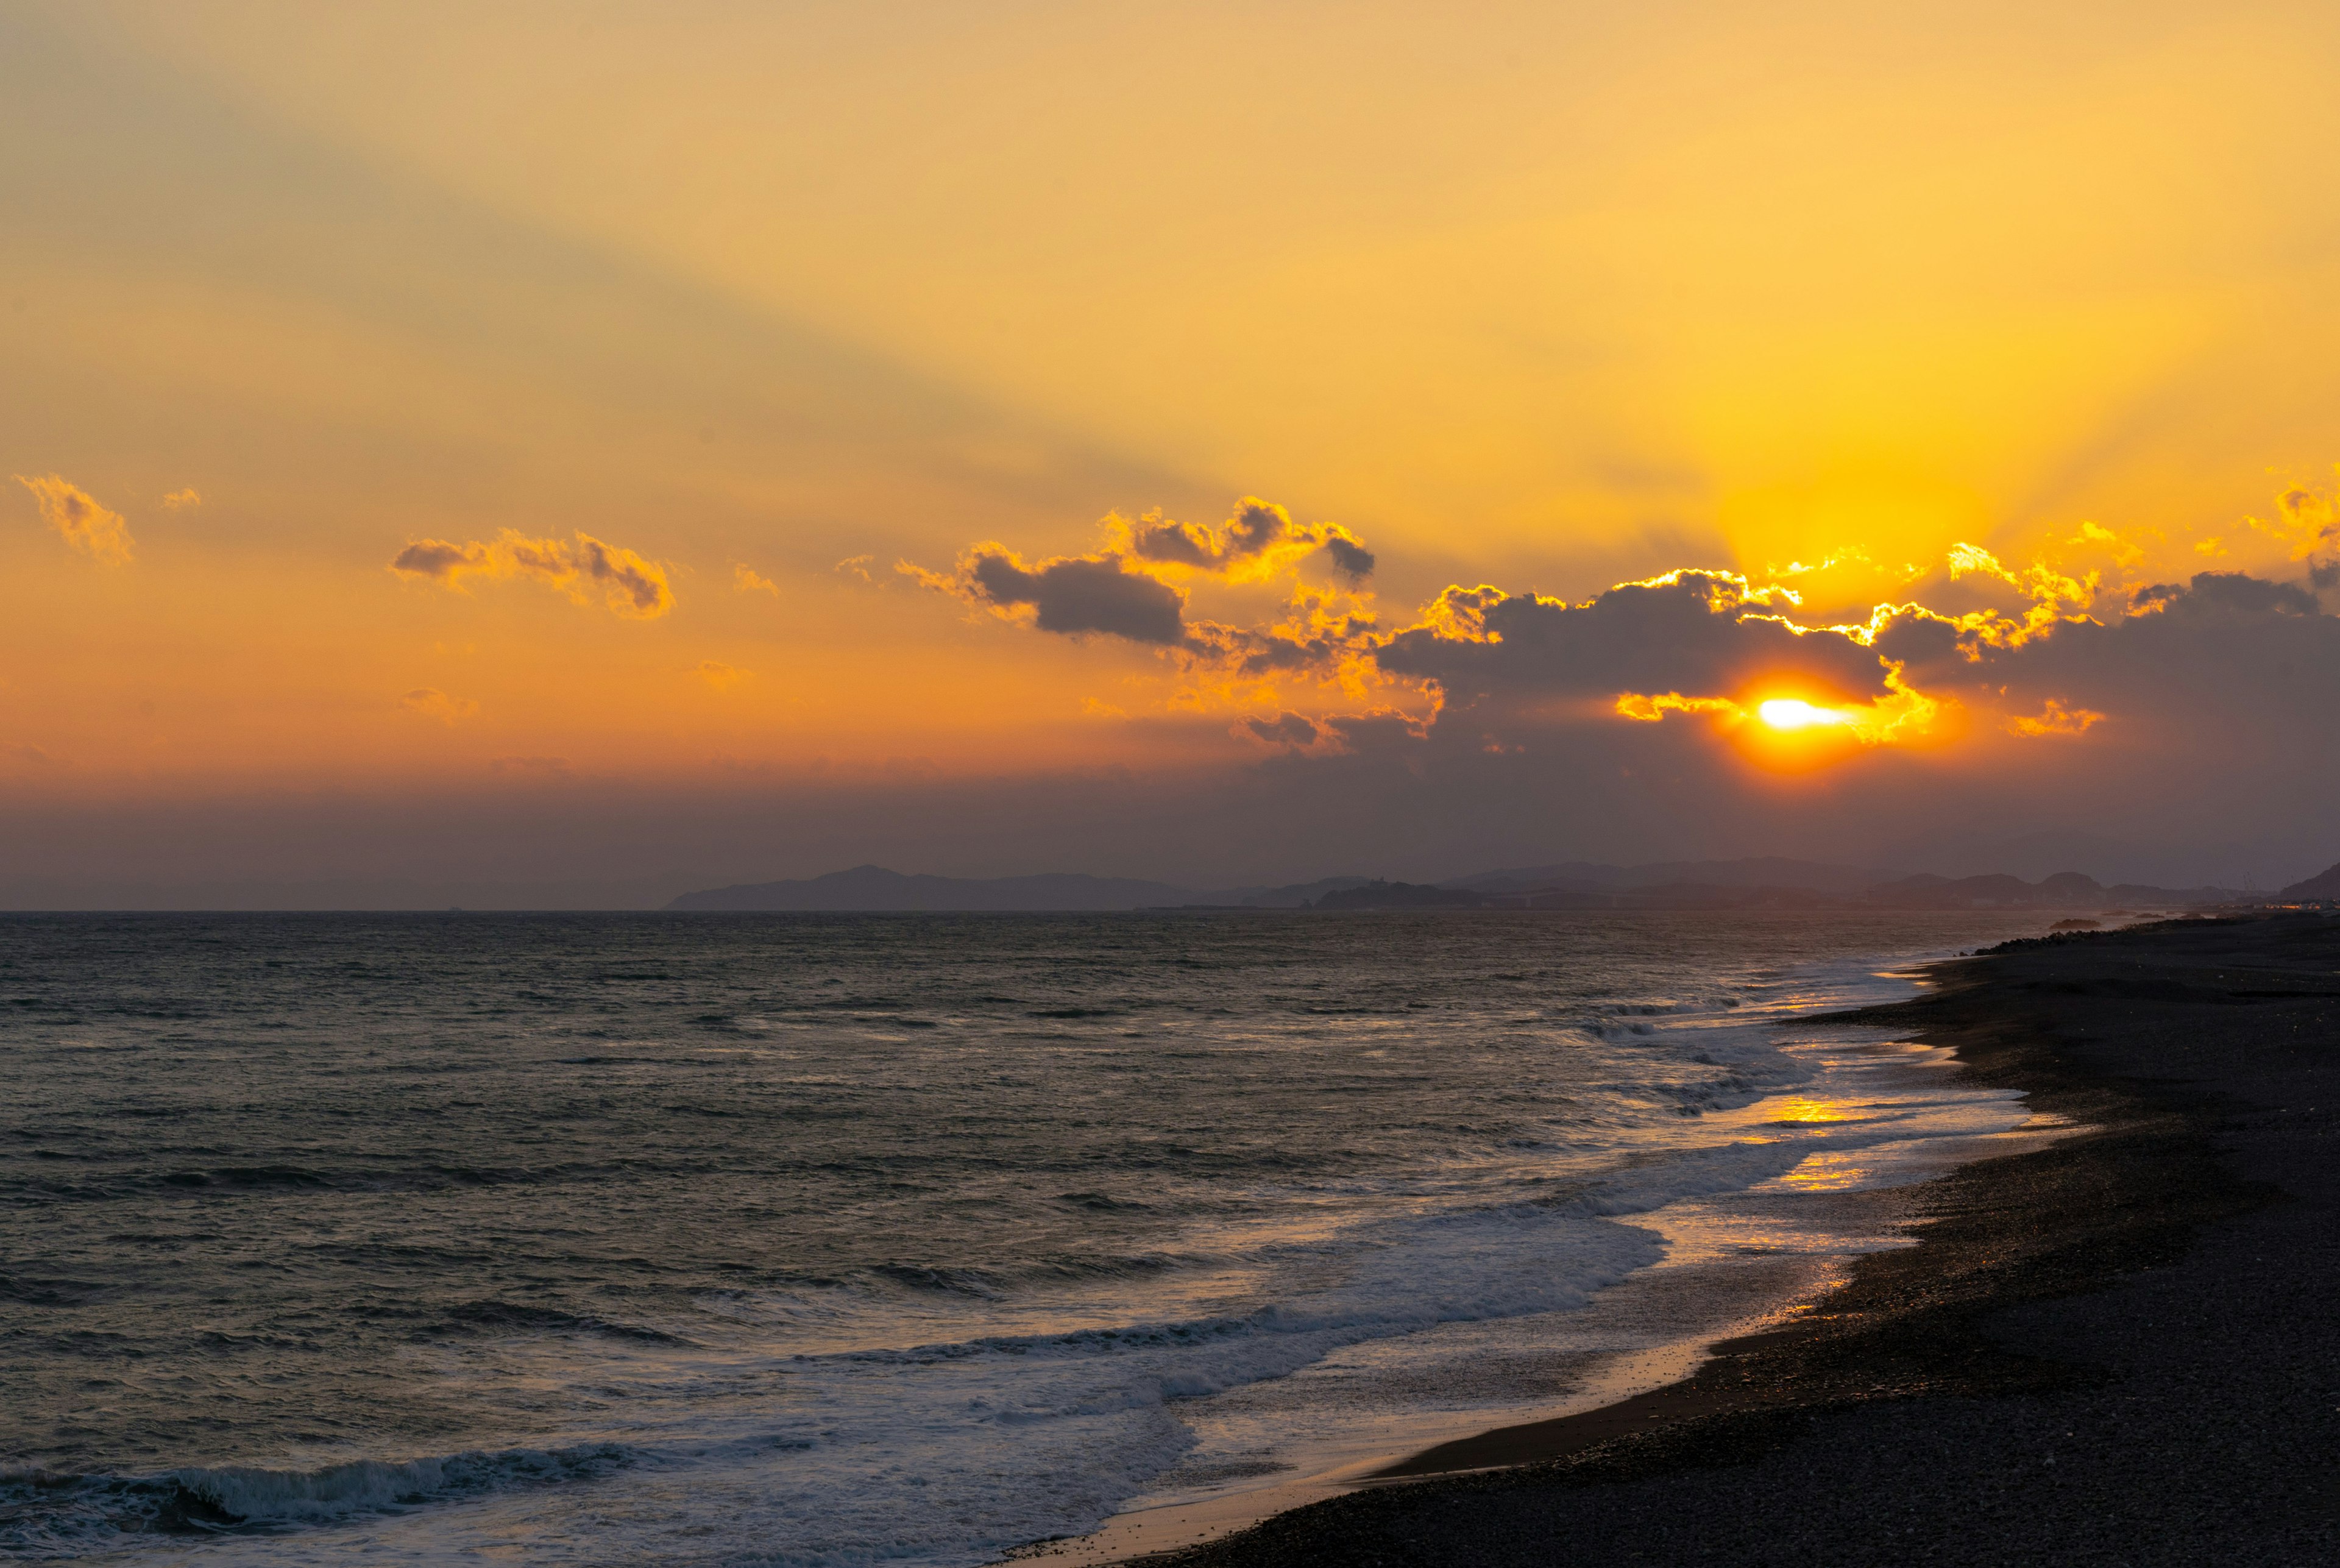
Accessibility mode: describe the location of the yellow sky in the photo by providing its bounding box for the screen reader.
[6,0,2340,798]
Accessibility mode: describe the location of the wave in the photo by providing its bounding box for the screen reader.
[821,1137,1817,1378]
[0,1444,635,1555]
[439,1300,688,1343]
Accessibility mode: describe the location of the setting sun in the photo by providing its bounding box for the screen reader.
[1757,699,1847,731]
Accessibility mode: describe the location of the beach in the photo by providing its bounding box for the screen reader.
[1132,912,2340,1565]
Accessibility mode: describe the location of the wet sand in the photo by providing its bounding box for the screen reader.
[1132,912,2340,1566]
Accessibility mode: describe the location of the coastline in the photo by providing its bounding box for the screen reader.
[1118,912,2340,1565]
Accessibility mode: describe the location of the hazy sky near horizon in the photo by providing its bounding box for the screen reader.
[9,1,2340,904]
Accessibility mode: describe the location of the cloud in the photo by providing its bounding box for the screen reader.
[1378,569,1885,713]
[734,564,778,594]
[389,529,674,618]
[895,489,2340,882]
[2005,698,2104,737]
[400,687,480,723]
[574,534,671,616]
[1127,497,1374,583]
[2129,570,2318,621]
[1317,534,1376,581]
[391,539,491,578]
[15,474,133,564]
[905,545,1190,644]
[1614,692,1741,722]
[904,496,1384,676]
[1241,711,1324,748]
[970,549,1188,642]
[161,489,202,511]
[695,660,746,689]
[835,555,876,584]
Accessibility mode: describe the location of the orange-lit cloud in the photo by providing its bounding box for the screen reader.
[1615,692,1741,722]
[2006,698,2104,737]
[906,497,1377,648]
[734,563,778,594]
[1613,666,1943,753]
[390,529,674,619]
[1123,498,1374,584]
[399,686,479,723]
[161,488,203,511]
[15,474,133,564]
[695,660,745,689]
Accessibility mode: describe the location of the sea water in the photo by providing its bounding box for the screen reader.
[0,909,2060,1564]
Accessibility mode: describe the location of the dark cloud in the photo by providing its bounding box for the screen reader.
[391,539,488,578]
[1122,497,1375,580]
[964,550,1188,644]
[1241,712,1322,748]
[906,495,1378,651]
[2129,571,2319,620]
[1319,536,1375,581]
[575,534,673,617]
[1377,571,1886,712]
[1129,517,1219,567]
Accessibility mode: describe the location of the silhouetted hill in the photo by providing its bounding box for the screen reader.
[1442,857,1898,895]
[1862,871,2235,909]
[1192,876,1374,909]
[667,865,1193,912]
[667,861,2253,913]
[2278,859,2340,900]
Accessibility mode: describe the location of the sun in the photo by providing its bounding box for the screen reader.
[1756,698,1847,731]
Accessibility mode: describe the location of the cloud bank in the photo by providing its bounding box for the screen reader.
[885,491,2340,881]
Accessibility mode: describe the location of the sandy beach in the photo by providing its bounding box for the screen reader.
[1127,912,2340,1566]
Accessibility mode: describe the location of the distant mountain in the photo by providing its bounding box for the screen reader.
[1462,868,2241,912]
[1439,862,1629,894]
[2278,860,2340,899]
[1442,857,1898,895]
[666,859,2257,913]
[667,865,1194,912]
[1190,876,1374,909]
[1854,871,2235,910]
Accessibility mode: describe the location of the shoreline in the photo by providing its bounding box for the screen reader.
[1016,929,2076,1564]
[1116,912,2340,1565]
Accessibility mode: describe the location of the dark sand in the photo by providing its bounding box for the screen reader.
[1140,913,2340,1566]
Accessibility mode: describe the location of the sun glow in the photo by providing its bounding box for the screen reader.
[1613,664,1948,763]
[1756,698,1845,731]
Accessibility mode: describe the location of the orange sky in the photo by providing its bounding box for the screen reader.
[7,2,2340,900]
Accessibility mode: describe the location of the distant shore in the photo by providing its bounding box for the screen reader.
[1122,913,2340,1566]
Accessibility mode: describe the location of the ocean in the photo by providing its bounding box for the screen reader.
[1,909,2065,1564]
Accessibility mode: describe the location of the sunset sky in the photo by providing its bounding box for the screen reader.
[8,1,2340,905]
